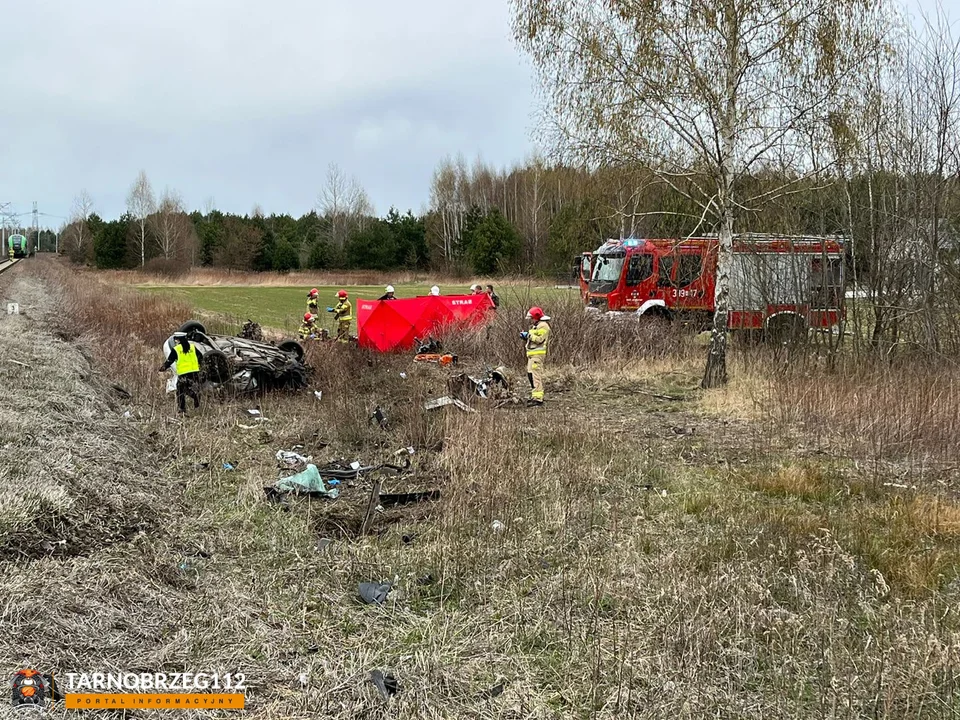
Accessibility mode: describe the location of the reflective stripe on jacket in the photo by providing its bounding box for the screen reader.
[525,320,550,357]
[175,343,200,374]
[334,300,352,322]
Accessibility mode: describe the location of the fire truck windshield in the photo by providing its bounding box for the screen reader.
[592,253,625,283]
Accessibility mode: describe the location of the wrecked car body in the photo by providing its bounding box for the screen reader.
[163,320,310,394]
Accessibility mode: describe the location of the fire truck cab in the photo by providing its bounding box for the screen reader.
[578,235,845,334]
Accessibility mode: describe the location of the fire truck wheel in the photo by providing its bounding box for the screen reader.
[764,314,807,345]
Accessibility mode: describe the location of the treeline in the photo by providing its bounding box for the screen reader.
[56,159,959,288]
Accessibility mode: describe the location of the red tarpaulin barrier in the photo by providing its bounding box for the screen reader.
[357,294,495,352]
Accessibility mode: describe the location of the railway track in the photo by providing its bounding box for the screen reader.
[0,258,21,274]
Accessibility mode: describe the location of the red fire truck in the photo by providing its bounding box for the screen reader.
[576,235,846,335]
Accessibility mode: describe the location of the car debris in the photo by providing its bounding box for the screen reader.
[358,581,392,606]
[370,406,388,428]
[378,490,440,507]
[238,320,264,341]
[163,320,311,394]
[276,450,312,467]
[271,464,339,499]
[450,367,511,400]
[369,670,399,701]
[424,396,477,413]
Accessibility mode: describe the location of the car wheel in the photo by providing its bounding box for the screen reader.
[178,320,207,336]
[201,350,230,383]
[278,340,305,362]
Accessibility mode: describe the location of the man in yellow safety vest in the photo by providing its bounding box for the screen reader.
[521,306,551,407]
[328,290,352,343]
[158,331,204,414]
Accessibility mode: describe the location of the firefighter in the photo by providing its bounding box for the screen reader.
[158,331,204,415]
[7,240,13,261]
[306,288,319,314]
[299,312,317,340]
[378,285,396,301]
[327,290,352,342]
[520,306,551,406]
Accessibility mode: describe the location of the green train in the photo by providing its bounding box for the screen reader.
[7,233,32,259]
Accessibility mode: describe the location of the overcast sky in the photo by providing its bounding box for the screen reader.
[0,0,948,226]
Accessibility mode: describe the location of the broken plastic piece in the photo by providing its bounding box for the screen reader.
[379,490,440,507]
[369,670,399,700]
[314,390,323,401]
[274,464,339,498]
[358,582,392,606]
[424,396,477,413]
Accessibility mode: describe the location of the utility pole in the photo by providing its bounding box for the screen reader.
[32,201,39,253]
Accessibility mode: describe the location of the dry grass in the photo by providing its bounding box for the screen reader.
[3,256,960,718]
[98,266,569,289]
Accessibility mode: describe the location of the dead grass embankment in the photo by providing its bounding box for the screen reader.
[10,255,960,718]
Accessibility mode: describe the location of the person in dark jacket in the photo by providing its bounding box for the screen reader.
[378,285,396,300]
[158,331,204,414]
[486,284,500,309]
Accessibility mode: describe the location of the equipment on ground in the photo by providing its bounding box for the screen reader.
[576,234,846,339]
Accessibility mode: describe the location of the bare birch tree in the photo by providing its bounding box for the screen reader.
[317,163,373,247]
[512,0,894,387]
[126,170,155,267]
[151,188,190,260]
[67,190,95,259]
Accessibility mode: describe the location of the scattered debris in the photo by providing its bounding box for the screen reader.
[883,482,917,490]
[277,449,312,467]
[370,406,388,428]
[272,464,339,499]
[401,533,416,545]
[671,426,695,436]
[414,353,457,366]
[491,520,506,532]
[379,490,441,507]
[424,396,477,413]
[369,670,399,701]
[238,320,264,341]
[399,372,407,379]
[477,681,506,699]
[313,390,323,401]
[358,581,392,606]
[223,462,235,471]
[450,367,511,400]
[247,409,263,417]
[415,573,434,585]
[315,538,333,552]
[8,358,29,368]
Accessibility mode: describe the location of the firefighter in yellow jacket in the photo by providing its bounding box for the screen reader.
[521,306,551,406]
[327,290,352,343]
[306,288,319,315]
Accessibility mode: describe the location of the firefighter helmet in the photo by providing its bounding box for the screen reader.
[337,290,348,298]
[385,285,395,293]
[526,307,544,322]
[304,312,313,322]
[309,288,318,297]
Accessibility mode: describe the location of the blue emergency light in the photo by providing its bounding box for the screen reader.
[622,238,644,247]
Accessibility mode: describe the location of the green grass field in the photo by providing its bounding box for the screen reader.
[141,283,578,333]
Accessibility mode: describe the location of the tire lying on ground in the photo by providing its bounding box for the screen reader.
[201,349,231,383]
[178,320,207,336]
[278,340,305,362]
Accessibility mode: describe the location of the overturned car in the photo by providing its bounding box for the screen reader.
[163,320,311,394]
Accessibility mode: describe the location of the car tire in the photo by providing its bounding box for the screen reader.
[278,340,305,362]
[201,350,230,383]
[178,320,207,336]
